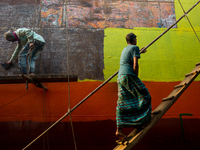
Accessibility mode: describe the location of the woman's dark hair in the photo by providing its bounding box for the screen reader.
[126,33,137,44]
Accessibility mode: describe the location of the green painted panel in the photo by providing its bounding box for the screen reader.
[104,27,200,82]
[174,0,200,29]
[103,0,200,82]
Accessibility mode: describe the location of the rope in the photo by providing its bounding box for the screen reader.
[35,1,49,149]
[178,0,200,43]
[21,1,200,149]
[65,0,77,149]
[0,87,36,109]
[140,0,200,53]
[26,0,36,79]
[32,0,37,32]
[33,1,50,149]
[27,0,37,76]
[38,0,49,149]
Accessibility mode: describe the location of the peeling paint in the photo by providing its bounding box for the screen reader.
[161,14,176,28]
[40,0,176,29]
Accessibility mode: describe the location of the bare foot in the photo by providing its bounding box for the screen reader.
[116,129,127,141]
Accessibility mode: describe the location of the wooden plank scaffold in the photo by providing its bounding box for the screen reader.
[0,74,77,90]
[0,74,77,84]
[21,74,48,90]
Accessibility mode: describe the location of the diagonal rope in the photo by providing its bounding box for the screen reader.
[178,0,200,43]
[0,87,36,109]
[140,0,200,53]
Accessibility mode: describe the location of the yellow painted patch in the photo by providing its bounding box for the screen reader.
[103,0,200,82]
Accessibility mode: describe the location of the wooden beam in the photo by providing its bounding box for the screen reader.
[21,74,48,90]
[0,74,77,84]
[113,62,200,150]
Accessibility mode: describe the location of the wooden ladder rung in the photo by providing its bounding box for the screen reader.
[162,96,174,101]
[185,71,197,77]
[174,83,187,89]
[196,62,200,66]
[152,110,161,115]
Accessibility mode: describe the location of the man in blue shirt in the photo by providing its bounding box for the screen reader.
[116,33,152,141]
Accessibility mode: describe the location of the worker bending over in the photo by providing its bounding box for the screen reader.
[2,28,45,77]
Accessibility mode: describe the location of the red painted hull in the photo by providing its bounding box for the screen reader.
[0,81,200,149]
[1,81,200,122]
